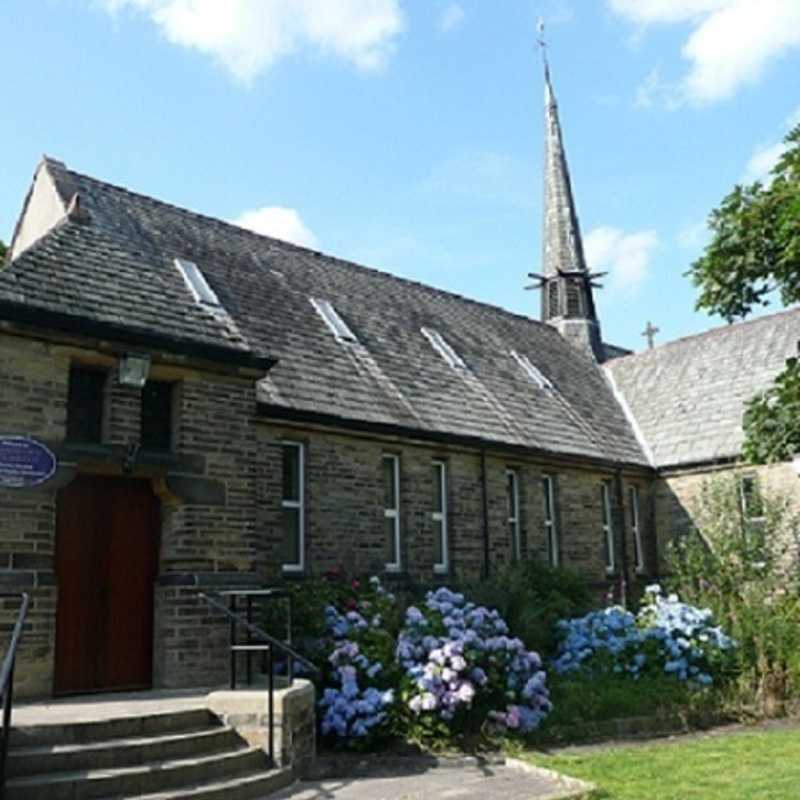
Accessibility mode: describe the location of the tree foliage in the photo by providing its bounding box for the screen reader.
[689,125,800,323]
[0,240,6,263]
[689,126,800,463]
[742,357,800,464]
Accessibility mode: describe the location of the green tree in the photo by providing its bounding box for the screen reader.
[688,125,800,463]
[0,240,6,262]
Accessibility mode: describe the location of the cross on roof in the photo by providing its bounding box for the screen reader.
[642,321,660,349]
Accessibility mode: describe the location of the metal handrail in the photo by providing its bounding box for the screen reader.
[0,592,29,800]
[198,591,319,677]
[199,590,319,767]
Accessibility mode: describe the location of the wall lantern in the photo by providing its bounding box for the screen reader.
[118,353,151,388]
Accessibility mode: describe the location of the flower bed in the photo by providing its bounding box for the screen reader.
[554,585,734,685]
[316,580,550,748]
[397,587,551,742]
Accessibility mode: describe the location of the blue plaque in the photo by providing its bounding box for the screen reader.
[0,437,57,488]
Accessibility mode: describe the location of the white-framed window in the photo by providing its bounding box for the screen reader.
[309,297,357,343]
[542,474,558,567]
[629,485,644,574]
[421,327,466,369]
[281,442,304,572]
[432,460,449,573]
[739,475,764,522]
[174,258,221,307]
[383,454,401,572]
[601,481,615,574]
[507,469,521,561]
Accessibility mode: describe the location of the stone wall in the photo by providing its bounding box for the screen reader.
[0,334,69,697]
[0,330,266,696]
[1,325,657,699]
[655,460,800,568]
[257,422,655,592]
[207,680,316,775]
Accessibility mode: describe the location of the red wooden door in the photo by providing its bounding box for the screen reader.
[55,476,160,694]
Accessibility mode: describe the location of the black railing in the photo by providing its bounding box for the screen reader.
[198,590,319,766]
[0,592,29,800]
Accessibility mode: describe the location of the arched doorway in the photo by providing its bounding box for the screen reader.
[54,475,160,694]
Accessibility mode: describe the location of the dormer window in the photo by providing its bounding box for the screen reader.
[175,258,221,307]
[421,327,465,369]
[510,350,553,390]
[310,298,357,343]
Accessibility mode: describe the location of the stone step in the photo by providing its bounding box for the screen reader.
[117,766,295,800]
[5,745,268,800]
[8,725,241,778]
[10,708,216,747]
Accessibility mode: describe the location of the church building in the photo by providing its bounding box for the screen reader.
[1,65,797,698]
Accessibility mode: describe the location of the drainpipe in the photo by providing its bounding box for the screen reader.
[614,468,631,608]
[649,481,660,581]
[480,448,490,580]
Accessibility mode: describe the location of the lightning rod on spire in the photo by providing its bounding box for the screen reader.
[537,17,550,79]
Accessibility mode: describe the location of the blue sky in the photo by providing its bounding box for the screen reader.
[2,0,799,352]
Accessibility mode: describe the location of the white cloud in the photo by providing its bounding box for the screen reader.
[677,220,710,251]
[98,0,405,83]
[584,226,659,294]
[742,141,787,184]
[634,67,681,109]
[232,206,318,248]
[440,3,464,33]
[741,104,800,183]
[610,0,800,105]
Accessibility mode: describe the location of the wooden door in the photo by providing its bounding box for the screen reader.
[55,476,160,694]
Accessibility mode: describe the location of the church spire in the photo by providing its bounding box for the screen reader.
[529,30,606,362]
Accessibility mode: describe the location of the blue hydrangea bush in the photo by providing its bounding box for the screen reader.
[396,587,551,742]
[554,584,734,686]
[318,577,399,747]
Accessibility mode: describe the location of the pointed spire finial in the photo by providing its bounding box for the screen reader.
[537,19,548,71]
[537,18,554,106]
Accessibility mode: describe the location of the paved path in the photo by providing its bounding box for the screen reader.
[272,757,590,799]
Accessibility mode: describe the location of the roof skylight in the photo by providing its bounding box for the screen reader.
[175,258,221,307]
[510,350,553,389]
[421,327,465,369]
[310,298,357,343]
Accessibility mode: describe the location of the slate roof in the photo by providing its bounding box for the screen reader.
[605,308,800,468]
[0,158,648,467]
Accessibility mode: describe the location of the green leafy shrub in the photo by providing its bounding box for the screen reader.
[667,474,800,716]
[462,559,592,658]
[262,566,404,667]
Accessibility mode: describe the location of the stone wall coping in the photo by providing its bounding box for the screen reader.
[206,679,314,717]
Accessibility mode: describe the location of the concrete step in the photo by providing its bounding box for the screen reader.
[118,766,295,800]
[10,707,216,747]
[5,745,268,800]
[8,725,242,778]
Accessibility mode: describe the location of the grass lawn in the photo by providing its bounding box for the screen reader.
[524,725,800,799]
